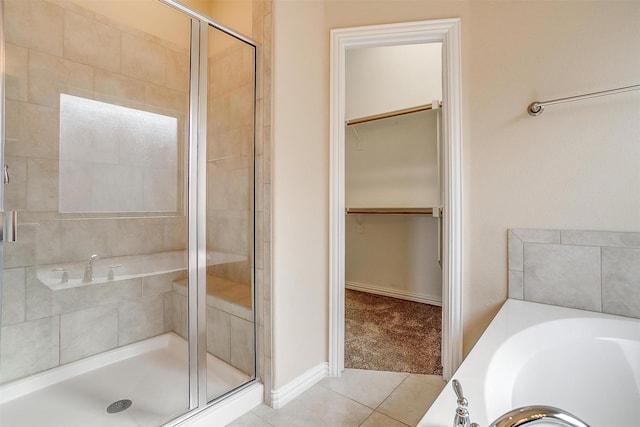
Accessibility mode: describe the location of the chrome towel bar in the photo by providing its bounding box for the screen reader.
[528,84,640,116]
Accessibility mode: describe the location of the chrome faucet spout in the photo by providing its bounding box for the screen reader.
[489,406,590,427]
[83,254,99,283]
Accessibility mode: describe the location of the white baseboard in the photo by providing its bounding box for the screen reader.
[270,362,328,409]
[346,281,442,307]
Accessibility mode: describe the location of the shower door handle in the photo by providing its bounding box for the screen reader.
[0,211,18,242]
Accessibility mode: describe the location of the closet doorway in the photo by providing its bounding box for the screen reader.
[329,19,463,380]
[344,42,443,375]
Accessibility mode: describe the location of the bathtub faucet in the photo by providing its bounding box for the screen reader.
[83,254,99,282]
[452,380,479,427]
[488,406,590,427]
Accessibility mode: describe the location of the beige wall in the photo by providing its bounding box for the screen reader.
[272,0,640,389]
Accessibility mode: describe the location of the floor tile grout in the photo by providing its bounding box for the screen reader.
[229,369,445,427]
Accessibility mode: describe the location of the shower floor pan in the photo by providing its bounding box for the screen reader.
[0,332,250,426]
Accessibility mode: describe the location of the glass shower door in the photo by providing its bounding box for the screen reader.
[203,22,257,402]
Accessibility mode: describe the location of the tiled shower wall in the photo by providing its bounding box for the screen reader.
[508,229,640,319]
[0,0,190,383]
[206,40,255,286]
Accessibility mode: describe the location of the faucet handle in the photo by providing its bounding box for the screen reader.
[452,379,468,407]
[453,379,475,427]
[107,264,124,280]
[52,267,69,283]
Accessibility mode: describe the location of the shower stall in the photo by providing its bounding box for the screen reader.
[0,0,261,425]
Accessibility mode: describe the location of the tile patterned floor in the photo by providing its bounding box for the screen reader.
[227,369,446,427]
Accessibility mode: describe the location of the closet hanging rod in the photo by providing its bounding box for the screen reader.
[345,102,441,126]
[346,208,434,215]
[527,84,640,116]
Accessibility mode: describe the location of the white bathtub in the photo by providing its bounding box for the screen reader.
[419,299,640,426]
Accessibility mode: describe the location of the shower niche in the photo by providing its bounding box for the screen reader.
[0,0,259,425]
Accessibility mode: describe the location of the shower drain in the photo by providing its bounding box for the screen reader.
[107,399,132,414]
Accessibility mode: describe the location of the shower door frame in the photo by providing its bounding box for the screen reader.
[160,0,261,422]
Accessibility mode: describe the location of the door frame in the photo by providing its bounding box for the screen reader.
[328,18,463,380]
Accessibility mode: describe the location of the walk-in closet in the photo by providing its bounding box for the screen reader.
[344,42,444,375]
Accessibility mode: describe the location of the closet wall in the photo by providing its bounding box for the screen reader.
[345,43,443,305]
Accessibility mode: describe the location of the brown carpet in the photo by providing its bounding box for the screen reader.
[345,289,442,375]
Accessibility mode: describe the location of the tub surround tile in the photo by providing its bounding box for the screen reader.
[511,228,560,244]
[509,228,640,319]
[507,230,524,272]
[508,270,524,300]
[602,247,640,318]
[60,305,118,364]
[524,243,601,312]
[561,230,640,248]
[0,316,59,383]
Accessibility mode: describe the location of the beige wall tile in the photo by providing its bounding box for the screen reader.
[145,82,187,114]
[118,295,165,346]
[60,305,118,363]
[165,49,189,91]
[30,0,64,56]
[121,32,166,86]
[3,0,30,47]
[27,157,59,212]
[116,218,165,256]
[7,102,59,159]
[29,50,93,108]
[207,307,231,363]
[59,219,119,261]
[1,268,26,326]
[34,219,62,265]
[63,10,121,72]
[230,316,256,375]
[0,316,59,383]
[25,267,53,320]
[94,69,145,107]
[4,156,28,211]
[54,279,143,316]
[5,43,29,102]
[163,216,188,251]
